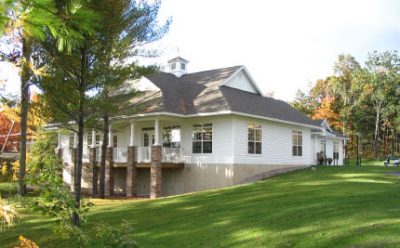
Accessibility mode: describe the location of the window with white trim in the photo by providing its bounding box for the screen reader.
[333,141,339,159]
[87,132,102,147]
[69,133,74,149]
[292,131,302,156]
[95,132,101,146]
[87,133,92,147]
[162,125,181,148]
[113,135,118,148]
[248,124,262,154]
[192,123,212,153]
[320,140,325,153]
[333,141,339,153]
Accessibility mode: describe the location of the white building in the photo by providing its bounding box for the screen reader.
[55,57,347,198]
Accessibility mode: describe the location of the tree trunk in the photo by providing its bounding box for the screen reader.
[18,37,31,196]
[72,48,87,226]
[374,103,381,158]
[98,113,109,199]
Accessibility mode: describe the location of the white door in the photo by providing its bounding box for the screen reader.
[143,130,155,147]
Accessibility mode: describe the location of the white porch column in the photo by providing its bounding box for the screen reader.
[91,129,96,148]
[73,132,78,148]
[57,131,62,149]
[154,119,160,145]
[129,122,135,146]
[108,124,112,148]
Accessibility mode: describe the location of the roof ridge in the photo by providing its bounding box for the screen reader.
[182,65,243,77]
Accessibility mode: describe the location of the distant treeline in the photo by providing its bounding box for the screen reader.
[291,51,400,158]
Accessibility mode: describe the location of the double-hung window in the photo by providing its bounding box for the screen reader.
[292,131,302,156]
[192,123,212,153]
[333,141,339,159]
[69,133,74,149]
[248,124,262,154]
[162,125,181,148]
[320,140,325,153]
[87,131,101,147]
[87,133,92,147]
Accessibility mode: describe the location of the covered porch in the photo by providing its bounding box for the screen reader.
[59,117,187,198]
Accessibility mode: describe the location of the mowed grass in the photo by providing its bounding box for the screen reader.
[347,158,385,166]
[2,165,400,247]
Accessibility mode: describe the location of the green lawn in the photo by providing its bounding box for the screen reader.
[2,165,400,247]
[347,158,384,166]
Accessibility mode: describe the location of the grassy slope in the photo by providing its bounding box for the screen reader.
[1,165,400,247]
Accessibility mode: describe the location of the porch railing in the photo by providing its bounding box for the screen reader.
[113,147,128,163]
[136,147,151,163]
[162,147,182,163]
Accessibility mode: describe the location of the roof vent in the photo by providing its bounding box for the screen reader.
[168,57,189,77]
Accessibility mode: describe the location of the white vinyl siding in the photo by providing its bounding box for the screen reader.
[224,70,258,93]
[181,116,234,164]
[233,116,313,165]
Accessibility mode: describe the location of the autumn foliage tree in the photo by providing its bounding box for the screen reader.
[292,51,400,158]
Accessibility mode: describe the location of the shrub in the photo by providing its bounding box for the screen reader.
[0,195,18,231]
[15,236,39,248]
[95,221,137,248]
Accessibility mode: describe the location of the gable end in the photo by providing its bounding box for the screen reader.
[222,67,263,95]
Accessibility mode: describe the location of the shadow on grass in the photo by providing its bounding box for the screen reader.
[2,165,400,247]
[82,166,400,247]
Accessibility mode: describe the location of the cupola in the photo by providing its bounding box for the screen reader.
[168,57,189,77]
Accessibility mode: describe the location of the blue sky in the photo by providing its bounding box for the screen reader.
[1,0,400,101]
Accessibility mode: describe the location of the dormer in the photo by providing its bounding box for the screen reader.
[168,57,189,77]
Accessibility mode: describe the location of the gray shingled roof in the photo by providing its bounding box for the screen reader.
[128,66,323,128]
[310,119,347,138]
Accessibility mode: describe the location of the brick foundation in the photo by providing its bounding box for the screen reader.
[150,145,162,198]
[126,146,137,197]
[105,147,114,196]
[89,147,98,196]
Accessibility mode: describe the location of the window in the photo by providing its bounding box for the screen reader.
[171,62,176,70]
[248,124,262,154]
[113,135,118,148]
[192,123,212,153]
[87,133,92,147]
[333,141,339,153]
[142,127,154,147]
[292,131,302,156]
[95,133,101,146]
[333,141,339,159]
[69,132,74,149]
[87,131,101,146]
[180,63,186,70]
[162,125,181,148]
[320,140,325,153]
